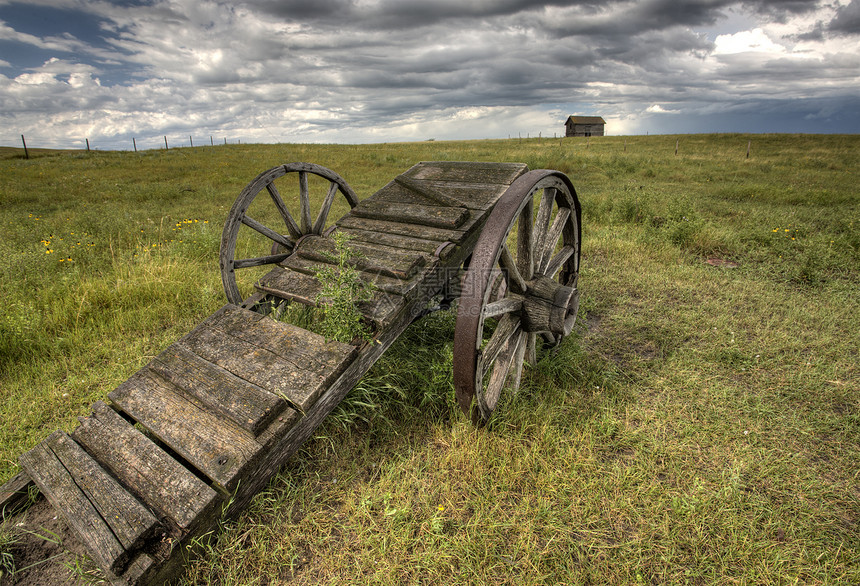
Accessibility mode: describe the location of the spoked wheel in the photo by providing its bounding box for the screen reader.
[453,170,581,425]
[220,163,359,304]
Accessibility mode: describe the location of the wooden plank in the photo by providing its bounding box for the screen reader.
[296,235,427,281]
[72,401,221,532]
[109,368,262,491]
[373,180,510,211]
[20,439,124,574]
[351,200,469,229]
[179,305,357,411]
[120,553,156,585]
[403,161,528,184]
[337,214,465,242]
[149,345,288,435]
[19,431,159,574]
[337,226,444,256]
[0,471,34,517]
[393,175,463,207]
[256,267,322,305]
[198,305,358,373]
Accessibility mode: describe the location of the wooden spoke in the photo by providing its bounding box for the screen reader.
[499,245,527,294]
[545,245,576,278]
[532,187,556,261]
[516,200,534,281]
[487,268,508,302]
[298,171,312,234]
[508,331,528,391]
[526,332,537,366]
[232,252,292,269]
[266,182,302,240]
[480,313,520,376]
[312,181,340,235]
[481,330,523,412]
[538,207,570,274]
[240,215,294,250]
[481,297,523,319]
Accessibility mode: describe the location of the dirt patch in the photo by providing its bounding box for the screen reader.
[1,497,91,586]
[704,258,739,268]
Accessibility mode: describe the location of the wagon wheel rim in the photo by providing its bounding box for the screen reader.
[453,170,581,425]
[220,162,359,305]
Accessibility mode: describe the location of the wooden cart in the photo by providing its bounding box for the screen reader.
[3,161,581,585]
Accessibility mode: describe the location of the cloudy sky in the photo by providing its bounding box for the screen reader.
[1,0,859,149]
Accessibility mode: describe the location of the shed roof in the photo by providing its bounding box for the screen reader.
[566,116,606,125]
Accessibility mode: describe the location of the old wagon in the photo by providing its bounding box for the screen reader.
[2,161,581,584]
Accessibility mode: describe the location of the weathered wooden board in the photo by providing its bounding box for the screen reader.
[402,161,528,184]
[19,430,160,574]
[120,553,157,586]
[72,401,221,532]
[337,214,466,243]
[0,471,33,517]
[371,180,509,212]
[378,161,530,213]
[149,345,287,435]
[109,368,262,491]
[393,175,463,207]
[179,304,357,411]
[351,200,469,229]
[336,225,445,256]
[256,266,321,305]
[296,235,428,281]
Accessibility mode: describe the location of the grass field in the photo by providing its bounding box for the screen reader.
[1,134,858,584]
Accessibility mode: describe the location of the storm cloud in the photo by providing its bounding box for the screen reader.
[0,0,858,148]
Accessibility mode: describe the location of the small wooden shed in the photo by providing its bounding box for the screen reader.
[565,116,606,137]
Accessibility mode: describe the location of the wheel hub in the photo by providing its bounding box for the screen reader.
[519,274,579,337]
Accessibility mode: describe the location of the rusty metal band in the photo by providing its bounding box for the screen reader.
[452,169,580,423]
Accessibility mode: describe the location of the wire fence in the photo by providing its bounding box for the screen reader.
[7,130,595,156]
[8,133,245,158]
[6,132,756,161]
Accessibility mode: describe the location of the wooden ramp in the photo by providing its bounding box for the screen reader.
[8,161,529,585]
[18,305,356,583]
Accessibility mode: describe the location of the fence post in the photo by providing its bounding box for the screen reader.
[210,136,214,146]
[86,138,90,152]
[133,137,137,152]
[746,140,751,159]
[164,136,169,150]
[675,139,679,156]
[21,135,29,159]
[189,135,193,147]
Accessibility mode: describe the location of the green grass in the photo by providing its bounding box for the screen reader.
[1,135,858,584]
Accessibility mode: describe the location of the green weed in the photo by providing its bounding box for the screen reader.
[0,520,18,579]
[313,231,375,344]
